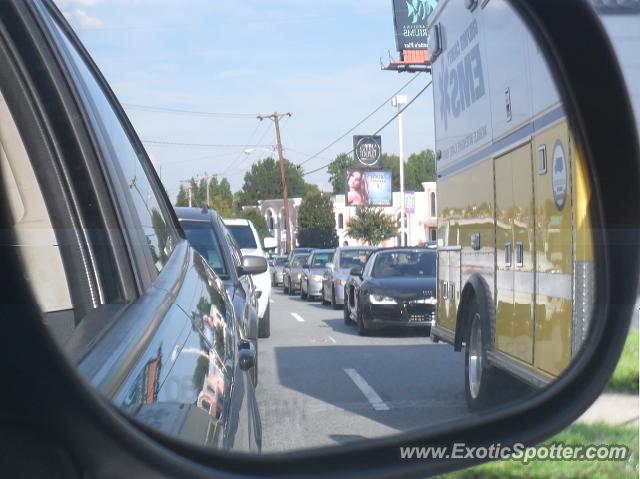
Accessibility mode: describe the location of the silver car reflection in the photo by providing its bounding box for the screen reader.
[283,253,310,295]
[301,249,334,301]
[270,255,287,286]
[321,246,375,308]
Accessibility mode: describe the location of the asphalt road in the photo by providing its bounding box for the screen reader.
[256,287,469,453]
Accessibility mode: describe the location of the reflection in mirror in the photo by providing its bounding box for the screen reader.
[8,0,636,458]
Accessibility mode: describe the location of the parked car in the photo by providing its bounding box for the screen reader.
[300,249,334,301]
[322,246,375,309]
[282,253,310,295]
[286,247,314,263]
[344,248,437,336]
[0,1,261,451]
[176,205,267,387]
[224,218,277,338]
[270,255,287,286]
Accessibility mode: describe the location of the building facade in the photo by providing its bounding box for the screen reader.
[248,182,437,254]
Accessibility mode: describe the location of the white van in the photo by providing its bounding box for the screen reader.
[224,218,277,337]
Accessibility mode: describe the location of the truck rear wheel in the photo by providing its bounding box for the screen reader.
[464,297,499,411]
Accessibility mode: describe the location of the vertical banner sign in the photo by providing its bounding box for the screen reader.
[353,135,382,168]
[404,191,416,214]
[392,0,438,52]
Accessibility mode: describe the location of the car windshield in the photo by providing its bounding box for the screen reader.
[372,251,436,279]
[275,257,287,266]
[180,221,228,277]
[339,250,371,269]
[226,224,257,249]
[292,254,309,267]
[311,252,333,267]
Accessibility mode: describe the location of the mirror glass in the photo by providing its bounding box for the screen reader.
[6,0,637,457]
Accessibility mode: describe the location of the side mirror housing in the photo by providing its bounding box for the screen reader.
[238,339,256,371]
[263,237,277,250]
[350,266,363,278]
[237,255,268,276]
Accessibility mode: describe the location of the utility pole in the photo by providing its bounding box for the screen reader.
[258,112,292,253]
[392,95,408,246]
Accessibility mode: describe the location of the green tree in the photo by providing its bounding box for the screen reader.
[240,208,270,243]
[175,184,188,206]
[328,153,356,194]
[405,149,436,190]
[346,206,398,246]
[381,153,401,191]
[174,175,234,213]
[238,157,313,206]
[210,194,234,217]
[297,190,338,248]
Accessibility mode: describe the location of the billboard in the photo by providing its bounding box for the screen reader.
[346,170,393,207]
[353,135,382,168]
[392,0,438,52]
[404,191,416,214]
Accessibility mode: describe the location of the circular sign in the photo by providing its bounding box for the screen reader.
[552,140,567,210]
[355,136,382,167]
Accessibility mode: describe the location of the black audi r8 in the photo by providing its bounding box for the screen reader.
[346,248,437,335]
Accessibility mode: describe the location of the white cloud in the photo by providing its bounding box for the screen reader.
[64,8,103,30]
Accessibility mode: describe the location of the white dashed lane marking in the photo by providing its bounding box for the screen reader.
[344,368,390,411]
[291,312,305,322]
[328,336,337,344]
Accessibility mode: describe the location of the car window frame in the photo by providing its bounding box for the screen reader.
[38,1,182,293]
[179,219,230,278]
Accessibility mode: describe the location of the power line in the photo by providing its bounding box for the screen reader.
[217,121,266,176]
[255,120,275,146]
[303,79,432,177]
[158,151,234,167]
[296,72,422,167]
[124,103,258,118]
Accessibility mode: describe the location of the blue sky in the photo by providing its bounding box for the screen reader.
[57,0,436,201]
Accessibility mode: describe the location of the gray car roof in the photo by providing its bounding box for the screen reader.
[175,206,219,222]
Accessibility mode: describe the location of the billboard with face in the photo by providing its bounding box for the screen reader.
[346,170,393,207]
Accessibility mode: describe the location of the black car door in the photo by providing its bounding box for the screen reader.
[0,0,260,452]
[356,252,376,314]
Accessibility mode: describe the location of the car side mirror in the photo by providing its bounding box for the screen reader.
[237,339,256,371]
[262,236,277,250]
[237,255,268,276]
[350,266,363,278]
